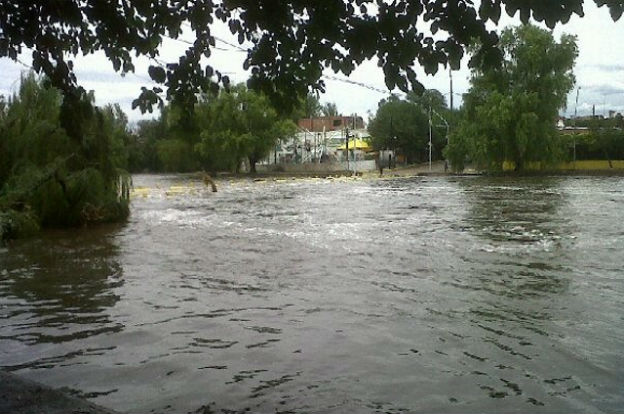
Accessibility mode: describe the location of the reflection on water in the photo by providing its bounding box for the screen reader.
[1,174,623,413]
[457,177,571,302]
[0,227,123,374]
[461,177,569,248]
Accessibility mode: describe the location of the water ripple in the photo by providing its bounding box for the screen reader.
[1,175,623,413]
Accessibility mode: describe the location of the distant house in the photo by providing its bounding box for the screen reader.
[261,121,371,166]
[297,115,365,132]
[287,128,371,164]
[260,114,373,167]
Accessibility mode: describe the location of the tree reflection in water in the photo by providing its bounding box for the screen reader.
[456,176,574,299]
[0,225,124,351]
[446,177,591,406]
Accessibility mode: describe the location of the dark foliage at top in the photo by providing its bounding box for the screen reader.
[1,1,622,116]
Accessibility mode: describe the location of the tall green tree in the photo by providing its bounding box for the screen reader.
[130,103,202,173]
[368,92,447,163]
[195,85,296,173]
[155,103,200,172]
[100,103,131,171]
[301,93,323,119]
[446,25,578,172]
[195,91,245,172]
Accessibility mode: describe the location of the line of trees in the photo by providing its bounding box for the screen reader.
[561,116,624,162]
[0,77,299,242]
[565,115,624,130]
[129,84,297,174]
[562,129,624,162]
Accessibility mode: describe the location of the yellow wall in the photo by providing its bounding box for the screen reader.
[555,160,624,170]
[502,160,624,171]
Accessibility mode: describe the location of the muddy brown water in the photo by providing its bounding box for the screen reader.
[1,174,623,413]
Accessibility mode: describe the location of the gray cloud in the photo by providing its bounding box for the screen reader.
[588,64,624,72]
[581,84,624,95]
[75,69,154,85]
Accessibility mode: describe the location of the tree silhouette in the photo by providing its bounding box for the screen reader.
[1,1,621,116]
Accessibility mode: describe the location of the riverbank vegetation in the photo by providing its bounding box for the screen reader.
[129,84,297,174]
[0,77,298,242]
[562,129,624,164]
[0,74,131,242]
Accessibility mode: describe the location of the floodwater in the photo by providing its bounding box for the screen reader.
[1,174,623,413]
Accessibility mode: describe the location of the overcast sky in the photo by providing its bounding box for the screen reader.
[1,2,623,123]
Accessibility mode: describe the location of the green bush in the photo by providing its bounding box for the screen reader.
[0,73,131,240]
[0,209,40,242]
[562,130,624,161]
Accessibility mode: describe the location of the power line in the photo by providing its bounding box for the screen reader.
[213,36,247,52]
[180,22,248,52]
[15,57,32,69]
[164,33,244,52]
[323,74,466,99]
[150,56,167,68]
[322,74,395,96]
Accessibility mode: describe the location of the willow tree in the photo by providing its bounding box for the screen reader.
[446,25,578,172]
[0,75,130,241]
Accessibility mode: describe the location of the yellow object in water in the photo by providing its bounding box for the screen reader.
[165,185,197,196]
[131,187,150,198]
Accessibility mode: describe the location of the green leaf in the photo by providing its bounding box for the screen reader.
[148,65,167,83]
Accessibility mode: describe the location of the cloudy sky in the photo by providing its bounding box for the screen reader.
[1,2,623,123]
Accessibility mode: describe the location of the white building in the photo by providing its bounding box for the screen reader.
[264,128,371,165]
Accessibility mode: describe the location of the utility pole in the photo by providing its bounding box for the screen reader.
[390,115,394,169]
[574,87,580,119]
[574,86,580,168]
[428,105,432,172]
[449,67,454,112]
[314,132,319,164]
[352,114,356,174]
[345,126,350,172]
